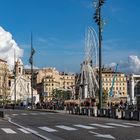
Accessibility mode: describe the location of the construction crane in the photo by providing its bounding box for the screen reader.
[109,64,118,97]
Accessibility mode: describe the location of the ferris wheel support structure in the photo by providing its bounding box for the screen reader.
[79,27,99,100]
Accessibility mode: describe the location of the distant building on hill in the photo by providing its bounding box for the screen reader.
[102,67,127,103]
[35,68,75,102]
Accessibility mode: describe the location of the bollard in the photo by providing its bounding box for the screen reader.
[86,108,88,116]
[79,107,82,115]
[130,112,133,120]
[77,107,80,115]
[75,107,77,114]
[0,111,4,118]
[112,109,116,119]
[97,109,100,117]
[138,112,140,121]
[90,108,94,116]
[121,110,125,119]
[103,109,106,117]
[125,110,132,120]
[83,108,86,115]
[133,111,139,121]
[116,109,121,119]
[82,108,84,115]
[93,107,97,117]
[88,108,90,116]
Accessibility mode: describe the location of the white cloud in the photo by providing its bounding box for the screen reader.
[128,55,140,74]
[107,55,140,74]
[0,26,23,69]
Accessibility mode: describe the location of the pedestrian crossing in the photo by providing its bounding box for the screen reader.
[90,123,115,128]
[73,124,96,129]
[1,122,140,135]
[56,125,78,131]
[38,126,58,132]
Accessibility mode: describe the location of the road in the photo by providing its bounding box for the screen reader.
[1,109,140,140]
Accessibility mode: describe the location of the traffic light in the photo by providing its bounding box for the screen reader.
[94,9,100,25]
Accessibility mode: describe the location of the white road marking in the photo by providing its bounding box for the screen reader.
[74,124,96,129]
[39,126,57,132]
[123,123,140,127]
[12,114,18,116]
[90,123,115,128]
[21,113,28,115]
[30,113,38,115]
[39,112,47,115]
[25,128,38,133]
[89,131,116,139]
[47,113,56,114]
[8,117,51,140]
[5,114,9,117]
[56,125,77,131]
[1,128,17,134]
[18,128,31,134]
[106,123,132,128]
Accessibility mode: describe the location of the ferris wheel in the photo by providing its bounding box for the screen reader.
[84,26,98,68]
[79,26,99,99]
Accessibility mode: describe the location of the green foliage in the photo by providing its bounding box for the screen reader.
[102,88,108,103]
[52,89,72,101]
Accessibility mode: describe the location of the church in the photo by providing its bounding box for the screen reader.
[9,58,39,106]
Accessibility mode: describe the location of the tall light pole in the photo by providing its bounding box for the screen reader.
[93,0,105,109]
[14,50,16,108]
[3,63,7,109]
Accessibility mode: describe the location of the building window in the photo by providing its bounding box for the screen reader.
[8,80,11,87]
[19,67,21,73]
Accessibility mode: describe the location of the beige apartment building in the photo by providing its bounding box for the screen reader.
[59,72,75,90]
[0,59,10,104]
[102,68,127,102]
[36,68,75,102]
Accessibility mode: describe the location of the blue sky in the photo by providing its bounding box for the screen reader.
[0,0,140,73]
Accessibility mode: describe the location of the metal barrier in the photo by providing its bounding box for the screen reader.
[67,106,140,121]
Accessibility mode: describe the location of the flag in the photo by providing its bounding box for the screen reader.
[31,47,35,56]
[29,47,35,65]
[29,56,32,64]
[29,33,35,65]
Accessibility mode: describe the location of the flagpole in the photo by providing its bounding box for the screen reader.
[31,33,33,110]
[29,32,35,110]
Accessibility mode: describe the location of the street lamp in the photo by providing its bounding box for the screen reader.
[93,0,105,109]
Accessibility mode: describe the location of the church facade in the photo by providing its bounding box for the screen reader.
[9,59,39,105]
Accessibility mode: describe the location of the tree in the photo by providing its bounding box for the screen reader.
[102,89,108,103]
[52,89,72,101]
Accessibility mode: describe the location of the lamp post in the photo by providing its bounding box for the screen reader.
[14,51,16,109]
[93,0,105,109]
